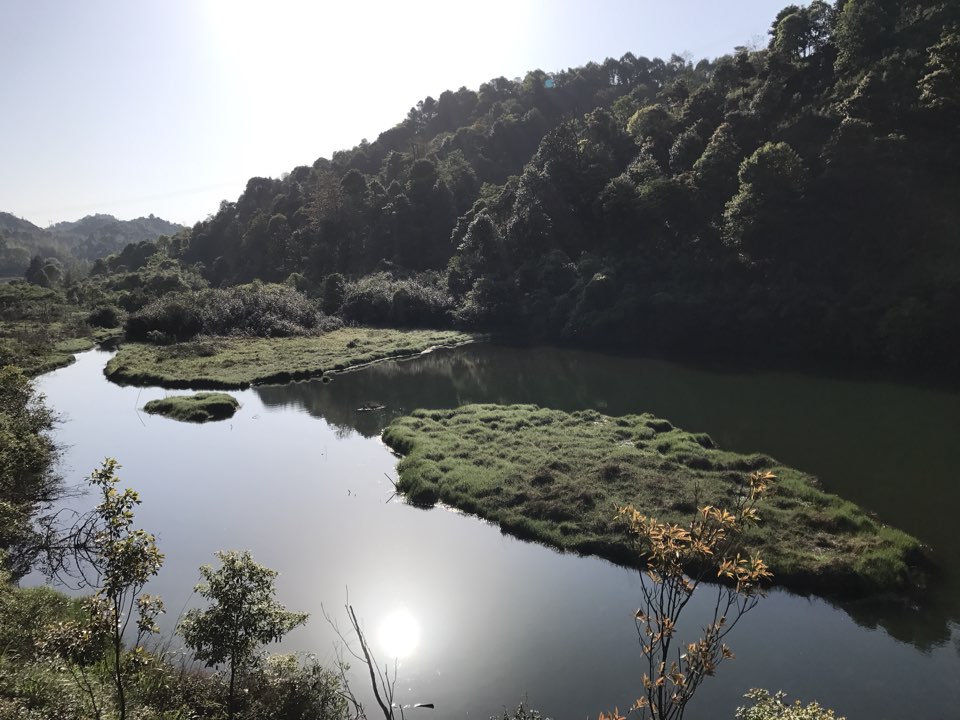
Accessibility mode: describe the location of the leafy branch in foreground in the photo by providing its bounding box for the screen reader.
[41,458,164,720]
[601,471,774,720]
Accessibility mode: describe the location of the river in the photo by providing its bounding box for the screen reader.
[37,345,960,719]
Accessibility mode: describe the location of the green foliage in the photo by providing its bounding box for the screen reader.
[0,579,86,662]
[341,272,453,326]
[83,458,165,720]
[126,283,341,343]
[0,365,60,579]
[834,0,898,72]
[320,273,346,314]
[735,689,844,720]
[918,29,960,116]
[0,464,347,720]
[179,550,308,719]
[24,255,64,288]
[143,392,239,423]
[105,328,477,389]
[0,282,97,375]
[81,244,208,315]
[723,142,809,261]
[87,303,123,328]
[627,105,675,143]
[382,404,924,596]
[241,655,349,720]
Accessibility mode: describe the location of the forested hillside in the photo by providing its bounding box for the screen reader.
[0,212,183,278]
[116,1,960,375]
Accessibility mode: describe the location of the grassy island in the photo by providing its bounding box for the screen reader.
[382,404,926,597]
[143,392,240,422]
[104,328,478,389]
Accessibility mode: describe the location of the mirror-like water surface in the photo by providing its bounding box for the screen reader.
[37,346,960,719]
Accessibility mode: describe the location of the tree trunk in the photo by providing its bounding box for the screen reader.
[228,661,236,720]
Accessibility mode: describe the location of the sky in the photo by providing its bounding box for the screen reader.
[0,1,792,229]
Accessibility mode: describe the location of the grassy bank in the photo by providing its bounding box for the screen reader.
[382,404,926,598]
[104,328,478,388]
[143,392,240,422]
[0,282,122,375]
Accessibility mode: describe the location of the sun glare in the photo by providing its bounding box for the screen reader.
[378,608,422,659]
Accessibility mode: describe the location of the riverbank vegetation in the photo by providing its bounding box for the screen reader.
[382,404,924,597]
[0,283,112,375]
[0,365,63,580]
[0,448,350,720]
[105,327,477,388]
[143,392,240,422]
[736,689,845,720]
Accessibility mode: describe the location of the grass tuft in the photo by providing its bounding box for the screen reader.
[143,392,239,423]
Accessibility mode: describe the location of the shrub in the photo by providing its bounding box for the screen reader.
[320,273,346,314]
[126,284,341,342]
[341,273,453,326]
[735,689,845,720]
[87,304,123,328]
[241,655,349,720]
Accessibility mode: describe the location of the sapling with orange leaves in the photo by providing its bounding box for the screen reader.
[601,470,774,720]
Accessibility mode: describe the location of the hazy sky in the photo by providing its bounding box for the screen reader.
[0,1,790,228]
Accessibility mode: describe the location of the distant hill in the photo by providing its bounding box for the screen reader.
[0,214,48,277]
[0,212,184,276]
[46,214,184,261]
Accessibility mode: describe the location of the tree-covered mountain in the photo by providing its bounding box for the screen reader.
[0,212,184,277]
[46,213,184,261]
[140,1,960,376]
[0,214,47,276]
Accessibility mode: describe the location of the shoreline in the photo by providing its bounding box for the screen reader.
[102,328,480,389]
[382,403,929,601]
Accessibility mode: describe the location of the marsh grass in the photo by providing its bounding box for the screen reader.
[105,328,478,388]
[382,404,926,597]
[143,393,240,423]
[0,283,124,375]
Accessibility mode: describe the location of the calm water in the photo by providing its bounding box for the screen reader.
[37,346,960,719]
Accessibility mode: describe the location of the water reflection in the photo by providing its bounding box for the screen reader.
[38,349,960,718]
[257,343,960,649]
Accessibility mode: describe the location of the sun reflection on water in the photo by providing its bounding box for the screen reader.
[378,607,422,659]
